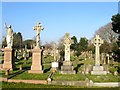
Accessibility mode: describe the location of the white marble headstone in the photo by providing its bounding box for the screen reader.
[51,62,58,68]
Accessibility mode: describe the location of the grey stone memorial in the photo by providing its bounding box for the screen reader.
[28,22,44,74]
[3,23,15,70]
[91,35,107,75]
[60,33,75,74]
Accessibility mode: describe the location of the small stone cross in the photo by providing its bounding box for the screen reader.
[63,33,73,62]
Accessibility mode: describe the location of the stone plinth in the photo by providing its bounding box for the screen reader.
[91,66,107,75]
[28,48,43,74]
[60,61,76,74]
[3,47,14,70]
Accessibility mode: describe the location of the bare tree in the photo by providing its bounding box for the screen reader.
[95,22,118,43]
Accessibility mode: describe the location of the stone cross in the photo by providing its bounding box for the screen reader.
[4,23,13,48]
[63,33,73,62]
[33,22,44,48]
[92,35,103,66]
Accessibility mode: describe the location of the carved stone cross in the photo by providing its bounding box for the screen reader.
[92,35,103,66]
[33,22,44,48]
[63,33,73,62]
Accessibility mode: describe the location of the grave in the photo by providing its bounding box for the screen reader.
[60,33,76,74]
[91,35,107,75]
[51,43,59,72]
[28,22,44,74]
[51,62,58,72]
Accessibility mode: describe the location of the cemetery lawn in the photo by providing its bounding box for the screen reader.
[2,82,120,89]
[86,74,120,82]
[10,64,51,80]
[11,71,51,80]
[2,82,86,88]
[51,71,86,81]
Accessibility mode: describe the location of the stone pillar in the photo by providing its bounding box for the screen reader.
[28,22,44,74]
[91,35,107,75]
[3,47,15,70]
[29,48,43,73]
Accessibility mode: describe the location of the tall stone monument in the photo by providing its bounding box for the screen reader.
[3,23,15,70]
[60,33,75,74]
[91,35,107,75]
[28,22,44,74]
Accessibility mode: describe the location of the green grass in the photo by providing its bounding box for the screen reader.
[42,55,54,64]
[1,59,51,80]
[51,71,86,81]
[2,82,120,89]
[11,71,50,80]
[9,63,51,80]
[86,74,120,82]
[1,82,86,88]
[83,58,94,65]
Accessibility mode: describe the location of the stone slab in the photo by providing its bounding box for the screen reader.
[60,70,76,74]
[92,66,104,71]
[28,70,43,74]
[91,66,107,75]
[91,71,107,75]
[93,82,120,87]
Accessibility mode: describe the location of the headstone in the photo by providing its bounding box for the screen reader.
[114,71,118,76]
[53,43,57,61]
[23,45,27,64]
[51,62,58,72]
[106,54,110,64]
[91,35,107,75]
[84,64,92,74]
[28,22,44,74]
[60,33,75,74]
[101,53,105,65]
[89,80,94,87]
[19,65,22,70]
[3,23,15,70]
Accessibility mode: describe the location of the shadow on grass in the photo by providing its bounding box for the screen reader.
[44,67,51,73]
[8,66,31,79]
[74,63,84,73]
[8,70,26,79]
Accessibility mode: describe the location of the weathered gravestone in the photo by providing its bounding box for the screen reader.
[91,35,107,75]
[28,22,44,74]
[3,23,15,70]
[60,33,75,74]
[51,43,59,72]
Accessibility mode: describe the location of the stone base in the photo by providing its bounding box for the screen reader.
[29,48,43,74]
[3,47,15,70]
[60,61,76,74]
[91,66,107,75]
[28,70,43,74]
